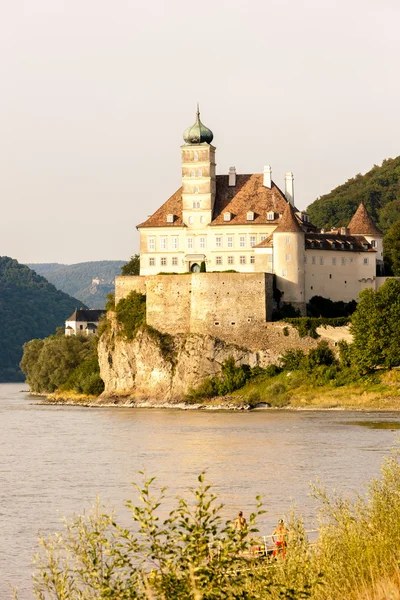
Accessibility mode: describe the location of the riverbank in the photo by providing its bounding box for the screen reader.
[35,368,400,410]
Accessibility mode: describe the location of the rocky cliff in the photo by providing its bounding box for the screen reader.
[98,315,322,402]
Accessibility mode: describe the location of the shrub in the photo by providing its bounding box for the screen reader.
[305,341,336,370]
[200,261,206,272]
[307,295,357,318]
[283,326,289,336]
[284,317,350,338]
[115,291,146,340]
[280,349,306,371]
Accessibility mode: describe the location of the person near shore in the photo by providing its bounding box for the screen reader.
[234,511,247,533]
[272,519,289,558]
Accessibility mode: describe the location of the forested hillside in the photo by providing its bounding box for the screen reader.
[0,257,84,382]
[28,261,125,308]
[306,157,400,274]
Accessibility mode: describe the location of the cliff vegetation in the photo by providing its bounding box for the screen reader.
[32,455,400,599]
[0,256,85,382]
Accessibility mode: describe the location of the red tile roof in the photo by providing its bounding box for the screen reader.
[305,233,376,252]
[347,203,382,236]
[137,174,296,228]
[272,203,304,233]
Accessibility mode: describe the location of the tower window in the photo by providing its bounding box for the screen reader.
[371,240,376,247]
[194,152,198,161]
[286,254,291,262]
[312,256,316,264]
[364,257,369,265]
[200,216,206,223]
[341,257,346,265]
[188,216,194,224]
[190,170,195,177]
[285,236,290,244]
[194,186,199,193]
[193,201,200,208]
[197,169,202,177]
[332,257,336,265]
[320,257,323,265]
[282,269,287,276]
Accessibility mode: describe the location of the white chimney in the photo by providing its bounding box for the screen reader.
[228,166,236,186]
[285,172,294,206]
[263,165,272,188]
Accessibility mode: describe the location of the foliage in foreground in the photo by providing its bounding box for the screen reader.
[20,332,104,395]
[30,456,400,599]
[115,291,147,340]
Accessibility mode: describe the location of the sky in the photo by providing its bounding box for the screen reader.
[1,0,400,264]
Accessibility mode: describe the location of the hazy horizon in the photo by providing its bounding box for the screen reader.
[2,0,399,264]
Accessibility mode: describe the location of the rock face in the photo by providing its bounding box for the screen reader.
[98,315,326,402]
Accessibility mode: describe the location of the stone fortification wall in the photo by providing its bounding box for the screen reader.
[146,275,192,335]
[115,276,146,303]
[115,272,273,344]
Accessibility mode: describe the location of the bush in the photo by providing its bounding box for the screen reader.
[63,355,104,396]
[284,317,350,338]
[115,291,146,340]
[280,349,306,371]
[306,341,336,370]
[186,357,255,400]
[307,295,357,318]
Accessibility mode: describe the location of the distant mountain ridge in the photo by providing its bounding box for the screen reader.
[27,260,126,309]
[0,256,85,382]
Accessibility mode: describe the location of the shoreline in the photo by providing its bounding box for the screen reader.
[32,392,400,412]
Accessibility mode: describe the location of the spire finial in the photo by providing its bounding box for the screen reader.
[196,102,200,117]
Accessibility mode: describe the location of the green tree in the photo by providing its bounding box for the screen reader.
[378,200,400,233]
[121,254,140,276]
[351,279,400,371]
[383,220,400,275]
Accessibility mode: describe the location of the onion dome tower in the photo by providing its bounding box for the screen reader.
[183,104,214,145]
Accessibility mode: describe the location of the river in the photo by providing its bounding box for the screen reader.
[1,383,399,598]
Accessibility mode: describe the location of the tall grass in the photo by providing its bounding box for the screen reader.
[29,455,400,599]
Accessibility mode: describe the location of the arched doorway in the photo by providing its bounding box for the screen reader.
[191,263,200,273]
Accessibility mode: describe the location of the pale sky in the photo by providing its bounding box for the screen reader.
[1,0,399,264]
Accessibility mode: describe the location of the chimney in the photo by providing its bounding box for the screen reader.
[228,166,236,186]
[263,165,272,188]
[285,172,294,206]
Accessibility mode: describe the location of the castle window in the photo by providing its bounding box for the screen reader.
[190,170,195,177]
[172,257,178,266]
[285,236,290,244]
[148,237,156,252]
[304,255,307,263]
[341,257,346,265]
[331,242,336,249]
[194,186,199,194]
[193,201,200,208]
[160,237,167,250]
[216,256,222,265]
[188,216,194,224]
[329,274,332,279]
[197,169,202,177]
[267,211,275,221]
[240,255,246,265]
[227,236,234,248]
[149,258,155,266]
[239,235,246,248]
[161,257,167,266]
[286,254,291,262]
[320,257,323,265]
[247,211,254,221]
[349,243,354,249]
[319,242,323,248]
[187,237,194,249]
[250,235,256,247]
[282,269,287,277]
[171,237,179,250]
[260,235,267,242]
[250,256,255,264]
[199,237,206,249]
[215,236,222,248]
[167,214,174,223]
[332,257,337,265]
[194,152,198,161]
[312,256,316,265]
[371,240,376,247]
[364,257,369,265]
[224,212,231,221]
[228,256,234,265]
[200,216,206,224]
[341,243,345,249]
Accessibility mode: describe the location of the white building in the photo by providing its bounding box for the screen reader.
[65,309,105,336]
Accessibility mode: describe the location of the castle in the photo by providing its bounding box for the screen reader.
[115,107,388,340]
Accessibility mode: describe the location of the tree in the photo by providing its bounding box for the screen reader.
[383,220,400,276]
[121,254,140,276]
[378,200,400,233]
[350,279,400,371]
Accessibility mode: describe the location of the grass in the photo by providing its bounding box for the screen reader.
[229,368,400,409]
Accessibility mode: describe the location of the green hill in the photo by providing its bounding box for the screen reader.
[0,257,85,382]
[27,261,125,309]
[306,156,400,233]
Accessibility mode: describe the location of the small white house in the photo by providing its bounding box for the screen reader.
[65,309,106,336]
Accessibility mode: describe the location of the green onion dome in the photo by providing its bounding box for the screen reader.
[183,105,214,145]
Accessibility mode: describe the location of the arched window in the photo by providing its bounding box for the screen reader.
[194,152,198,161]
[190,170,195,177]
[188,216,194,224]
[194,186,199,193]
[197,169,202,177]
[196,201,200,208]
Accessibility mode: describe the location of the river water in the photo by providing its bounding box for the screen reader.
[1,383,400,598]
